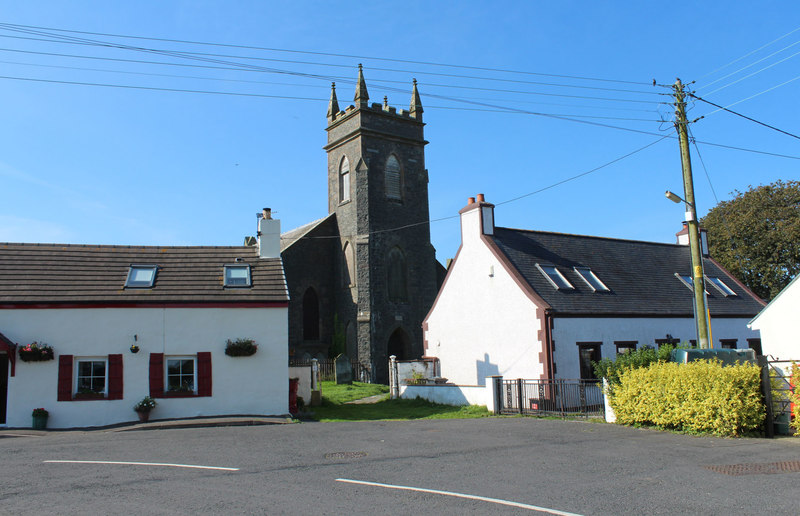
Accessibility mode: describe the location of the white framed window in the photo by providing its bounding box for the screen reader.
[224,264,251,287]
[125,265,158,288]
[536,264,574,290]
[75,358,107,395]
[574,266,610,292]
[166,357,196,393]
[706,276,737,297]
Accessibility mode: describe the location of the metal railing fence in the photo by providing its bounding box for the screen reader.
[496,378,605,418]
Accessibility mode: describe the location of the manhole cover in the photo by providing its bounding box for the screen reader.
[325,451,368,460]
[704,461,800,476]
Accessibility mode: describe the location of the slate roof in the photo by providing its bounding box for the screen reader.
[491,227,765,317]
[280,214,336,252]
[0,243,288,306]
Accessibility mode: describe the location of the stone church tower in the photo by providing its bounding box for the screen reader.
[281,66,441,383]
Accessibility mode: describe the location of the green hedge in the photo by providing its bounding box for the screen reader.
[610,360,764,437]
[791,363,800,436]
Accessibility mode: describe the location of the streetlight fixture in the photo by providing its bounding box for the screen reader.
[665,189,710,348]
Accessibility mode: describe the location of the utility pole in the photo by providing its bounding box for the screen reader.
[673,78,710,349]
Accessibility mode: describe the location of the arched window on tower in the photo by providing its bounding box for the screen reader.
[339,157,351,203]
[302,287,320,341]
[387,247,408,302]
[385,155,402,201]
[342,241,355,287]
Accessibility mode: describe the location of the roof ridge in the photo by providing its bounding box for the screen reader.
[494,226,682,248]
[0,242,252,250]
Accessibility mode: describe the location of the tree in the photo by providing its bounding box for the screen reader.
[700,180,800,301]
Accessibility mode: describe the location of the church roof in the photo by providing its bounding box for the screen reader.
[280,214,336,252]
[0,242,288,306]
[491,227,766,317]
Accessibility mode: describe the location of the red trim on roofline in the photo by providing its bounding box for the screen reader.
[0,301,289,309]
[707,256,767,307]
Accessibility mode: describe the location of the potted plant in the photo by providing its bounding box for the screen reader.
[225,338,258,357]
[133,396,157,423]
[32,408,49,430]
[18,342,55,362]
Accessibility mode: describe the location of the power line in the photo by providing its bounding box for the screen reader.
[696,73,800,118]
[0,21,654,87]
[281,136,671,243]
[690,93,800,141]
[0,31,664,97]
[699,24,800,80]
[698,36,800,92]
[701,47,800,97]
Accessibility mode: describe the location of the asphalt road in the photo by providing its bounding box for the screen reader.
[2,418,799,515]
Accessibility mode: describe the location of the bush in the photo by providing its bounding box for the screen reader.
[611,360,764,437]
[791,362,800,436]
[593,344,677,390]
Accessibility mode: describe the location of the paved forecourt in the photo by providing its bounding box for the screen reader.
[1,418,799,515]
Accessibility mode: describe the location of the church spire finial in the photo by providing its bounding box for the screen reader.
[327,82,339,121]
[410,78,423,120]
[354,64,369,107]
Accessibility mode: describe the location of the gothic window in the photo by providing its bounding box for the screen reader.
[339,157,350,203]
[342,241,355,287]
[302,287,320,341]
[385,155,402,201]
[387,247,408,302]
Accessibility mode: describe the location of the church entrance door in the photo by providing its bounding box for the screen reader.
[387,328,411,361]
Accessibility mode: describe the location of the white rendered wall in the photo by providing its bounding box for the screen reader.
[749,279,800,361]
[288,365,312,403]
[0,307,288,428]
[551,316,761,379]
[399,384,490,407]
[425,207,543,386]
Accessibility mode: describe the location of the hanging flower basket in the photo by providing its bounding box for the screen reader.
[225,338,258,357]
[18,342,54,362]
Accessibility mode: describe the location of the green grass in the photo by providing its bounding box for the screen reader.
[309,381,492,422]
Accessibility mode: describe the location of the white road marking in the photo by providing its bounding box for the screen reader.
[335,478,583,515]
[44,460,238,471]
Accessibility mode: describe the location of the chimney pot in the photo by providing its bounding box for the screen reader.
[476,193,485,203]
[262,208,272,220]
[468,197,475,205]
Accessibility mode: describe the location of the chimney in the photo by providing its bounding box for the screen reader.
[675,223,709,257]
[257,207,281,259]
[458,193,495,244]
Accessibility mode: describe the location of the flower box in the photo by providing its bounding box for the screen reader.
[18,342,54,362]
[225,338,258,357]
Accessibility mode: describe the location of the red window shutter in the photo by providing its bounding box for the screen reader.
[149,353,164,398]
[107,354,123,400]
[57,355,73,401]
[197,352,212,397]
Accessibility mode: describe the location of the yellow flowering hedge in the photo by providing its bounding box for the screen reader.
[791,363,800,436]
[611,360,764,437]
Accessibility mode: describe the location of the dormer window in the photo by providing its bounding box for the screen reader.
[224,264,251,287]
[536,264,574,290]
[125,265,157,288]
[574,267,610,292]
[707,276,737,297]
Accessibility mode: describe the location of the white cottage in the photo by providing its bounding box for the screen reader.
[0,214,289,429]
[423,195,766,385]
[748,274,800,361]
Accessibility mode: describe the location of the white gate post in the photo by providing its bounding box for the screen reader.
[389,355,399,399]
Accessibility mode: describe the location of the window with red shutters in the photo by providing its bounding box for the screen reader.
[149,353,164,398]
[197,352,212,397]
[57,355,73,401]
[107,354,123,400]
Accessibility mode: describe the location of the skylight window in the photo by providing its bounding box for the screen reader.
[574,267,610,292]
[675,273,709,294]
[125,265,157,288]
[224,264,251,287]
[536,264,574,290]
[707,276,737,297]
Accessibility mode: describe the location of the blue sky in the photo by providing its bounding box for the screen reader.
[0,2,798,262]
